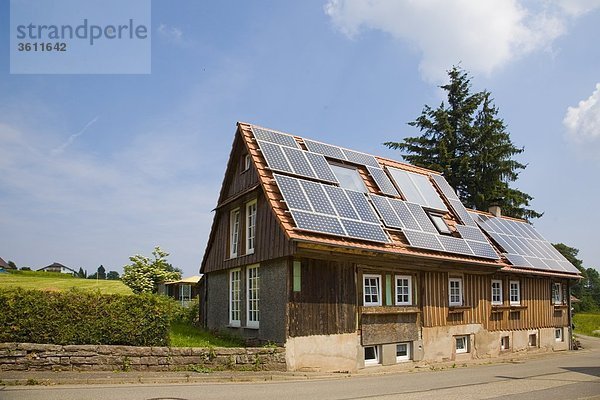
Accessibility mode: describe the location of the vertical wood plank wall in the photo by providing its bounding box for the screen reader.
[288,259,356,337]
[422,271,568,330]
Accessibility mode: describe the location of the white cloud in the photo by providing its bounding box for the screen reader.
[157,23,184,43]
[564,83,600,143]
[324,0,599,82]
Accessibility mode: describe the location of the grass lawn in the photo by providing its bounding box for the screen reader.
[169,322,244,348]
[0,270,132,295]
[573,313,600,337]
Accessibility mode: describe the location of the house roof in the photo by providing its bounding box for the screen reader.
[38,262,77,273]
[165,275,203,285]
[209,122,580,279]
[0,257,8,269]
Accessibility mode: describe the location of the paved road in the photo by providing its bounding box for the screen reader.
[2,343,599,400]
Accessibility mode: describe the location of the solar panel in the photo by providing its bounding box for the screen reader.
[303,139,346,160]
[341,219,389,243]
[252,126,299,148]
[456,225,488,242]
[257,140,294,174]
[474,214,580,274]
[281,146,316,179]
[342,149,380,167]
[466,240,499,260]
[431,174,460,201]
[389,199,421,231]
[300,180,336,215]
[304,151,338,183]
[290,210,345,236]
[369,194,404,229]
[437,235,474,256]
[323,185,359,220]
[403,229,444,252]
[448,199,477,227]
[345,190,379,223]
[273,174,312,211]
[409,173,448,211]
[405,202,438,234]
[387,167,447,211]
[366,166,399,196]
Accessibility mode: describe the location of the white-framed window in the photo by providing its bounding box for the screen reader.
[396,342,411,362]
[229,268,241,327]
[491,279,503,305]
[455,335,469,354]
[509,280,521,305]
[552,283,562,305]
[246,264,260,328]
[245,199,257,254]
[500,336,510,350]
[229,208,240,258]
[429,213,452,234]
[449,277,463,306]
[364,346,380,366]
[329,164,367,193]
[555,328,563,342]
[363,274,382,306]
[395,275,412,305]
[179,284,192,306]
[243,154,252,171]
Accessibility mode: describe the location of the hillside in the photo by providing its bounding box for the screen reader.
[0,271,132,295]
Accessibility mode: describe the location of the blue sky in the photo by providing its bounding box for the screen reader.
[1,0,599,276]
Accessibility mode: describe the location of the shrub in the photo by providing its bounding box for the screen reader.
[0,288,175,346]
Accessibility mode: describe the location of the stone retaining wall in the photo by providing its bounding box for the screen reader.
[0,343,286,372]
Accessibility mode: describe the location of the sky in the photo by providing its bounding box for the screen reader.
[1,0,599,277]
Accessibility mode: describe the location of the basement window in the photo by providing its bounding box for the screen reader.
[429,213,452,234]
[396,342,411,362]
[500,336,510,351]
[364,346,380,366]
[455,335,469,354]
[528,333,537,347]
[555,328,563,342]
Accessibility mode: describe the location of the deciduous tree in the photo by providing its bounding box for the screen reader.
[122,246,181,294]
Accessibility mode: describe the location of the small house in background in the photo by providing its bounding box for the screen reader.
[38,262,77,275]
[158,275,202,306]
[0,257,9,269]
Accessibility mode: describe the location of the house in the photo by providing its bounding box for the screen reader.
[158,275,203,306]
[200,122,581,372]
[0,257,9,270]
[38,262,77,275]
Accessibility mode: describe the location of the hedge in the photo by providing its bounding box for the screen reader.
[0,288,175,346]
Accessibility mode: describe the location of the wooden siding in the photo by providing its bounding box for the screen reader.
[421,271,569,329]
[202,192,295,273]
[288,258,356,337]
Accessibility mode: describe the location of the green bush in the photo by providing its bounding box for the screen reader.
[0,288,175,346]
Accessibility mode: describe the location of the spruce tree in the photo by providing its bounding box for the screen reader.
[385,66,541,220]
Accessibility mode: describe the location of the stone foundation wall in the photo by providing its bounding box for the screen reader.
[0,343,286,372]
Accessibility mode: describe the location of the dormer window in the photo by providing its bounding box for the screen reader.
[429,213,451,234]
[330,164,367,192]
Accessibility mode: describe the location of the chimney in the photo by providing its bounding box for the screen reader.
[488,205,501,217]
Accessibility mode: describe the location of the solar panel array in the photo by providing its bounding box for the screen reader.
[303,138,379,167]
[471,212,579,273]
[369,194,499,259]
[274,174,389,243]
[252,126,299,148]
[256,140,338,183]
[366,166,399,197]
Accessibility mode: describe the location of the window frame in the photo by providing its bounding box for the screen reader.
[229,268,241,327]
[394,275,413,306]
[329,163,368,193]
[246,264,260,329]
[500,336,510,351]
[552,282,562,305]
[455,335,469,354]
[364,346,380,366]
[229,208,240,258]
[491,279,503,305]
[245,199,257,255]
[509,280,521,306]
[555,327,563,342]
[396,342,411,362]
[243,154,252,172]
[429,213,452,234]
[448,277,463,306]
[363,274,382,307]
